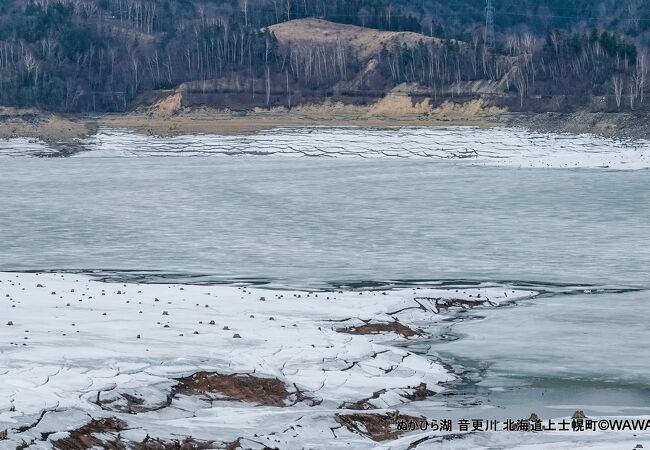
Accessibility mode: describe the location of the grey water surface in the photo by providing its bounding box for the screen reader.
[0,157,648,286]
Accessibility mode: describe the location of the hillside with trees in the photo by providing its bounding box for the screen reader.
[0,0,648,113]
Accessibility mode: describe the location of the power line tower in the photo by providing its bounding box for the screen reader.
[485,0,495,51]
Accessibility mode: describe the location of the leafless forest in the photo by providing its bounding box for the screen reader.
[0,0,648,112]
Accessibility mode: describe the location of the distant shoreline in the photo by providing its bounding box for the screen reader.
[96,111,496,137]
[1,106,649,144]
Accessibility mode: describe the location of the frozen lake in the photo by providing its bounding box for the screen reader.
[0,127,649,447]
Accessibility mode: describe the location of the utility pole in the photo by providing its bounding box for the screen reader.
[485,0,495,52]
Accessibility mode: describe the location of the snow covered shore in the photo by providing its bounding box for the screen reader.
[79,127,650,170]
[1,272,648,449]
[2,126,650,169]
[0,272,532,448]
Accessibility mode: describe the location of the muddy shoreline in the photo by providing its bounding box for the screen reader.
[2,107,650,144]
[499,111,650,141]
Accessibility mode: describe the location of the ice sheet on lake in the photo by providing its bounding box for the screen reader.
[0,272,526,448]
[78,127,650,169]
[1,273,647,448]
[3,126,650,169]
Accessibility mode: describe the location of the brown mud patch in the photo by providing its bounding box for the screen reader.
[336,321,421,338]
[97,108,493,138]
[51,417,212,450]
[0,107,92,142]
[503,111,650,141]
[336,412,424,441]
[405,383,436,401]
[174,372,292,407]
[51,417,127,450]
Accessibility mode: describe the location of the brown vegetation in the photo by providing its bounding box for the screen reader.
[51,418,127,450]
[174,372,291,407]
[337,321,421,338]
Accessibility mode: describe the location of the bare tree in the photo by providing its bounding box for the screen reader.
[23,53,37,76]
[512,66,528,108]
[286,69,291,108]
[265,33,271,106]
[633,53,648,106]
[612,75,623,109]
